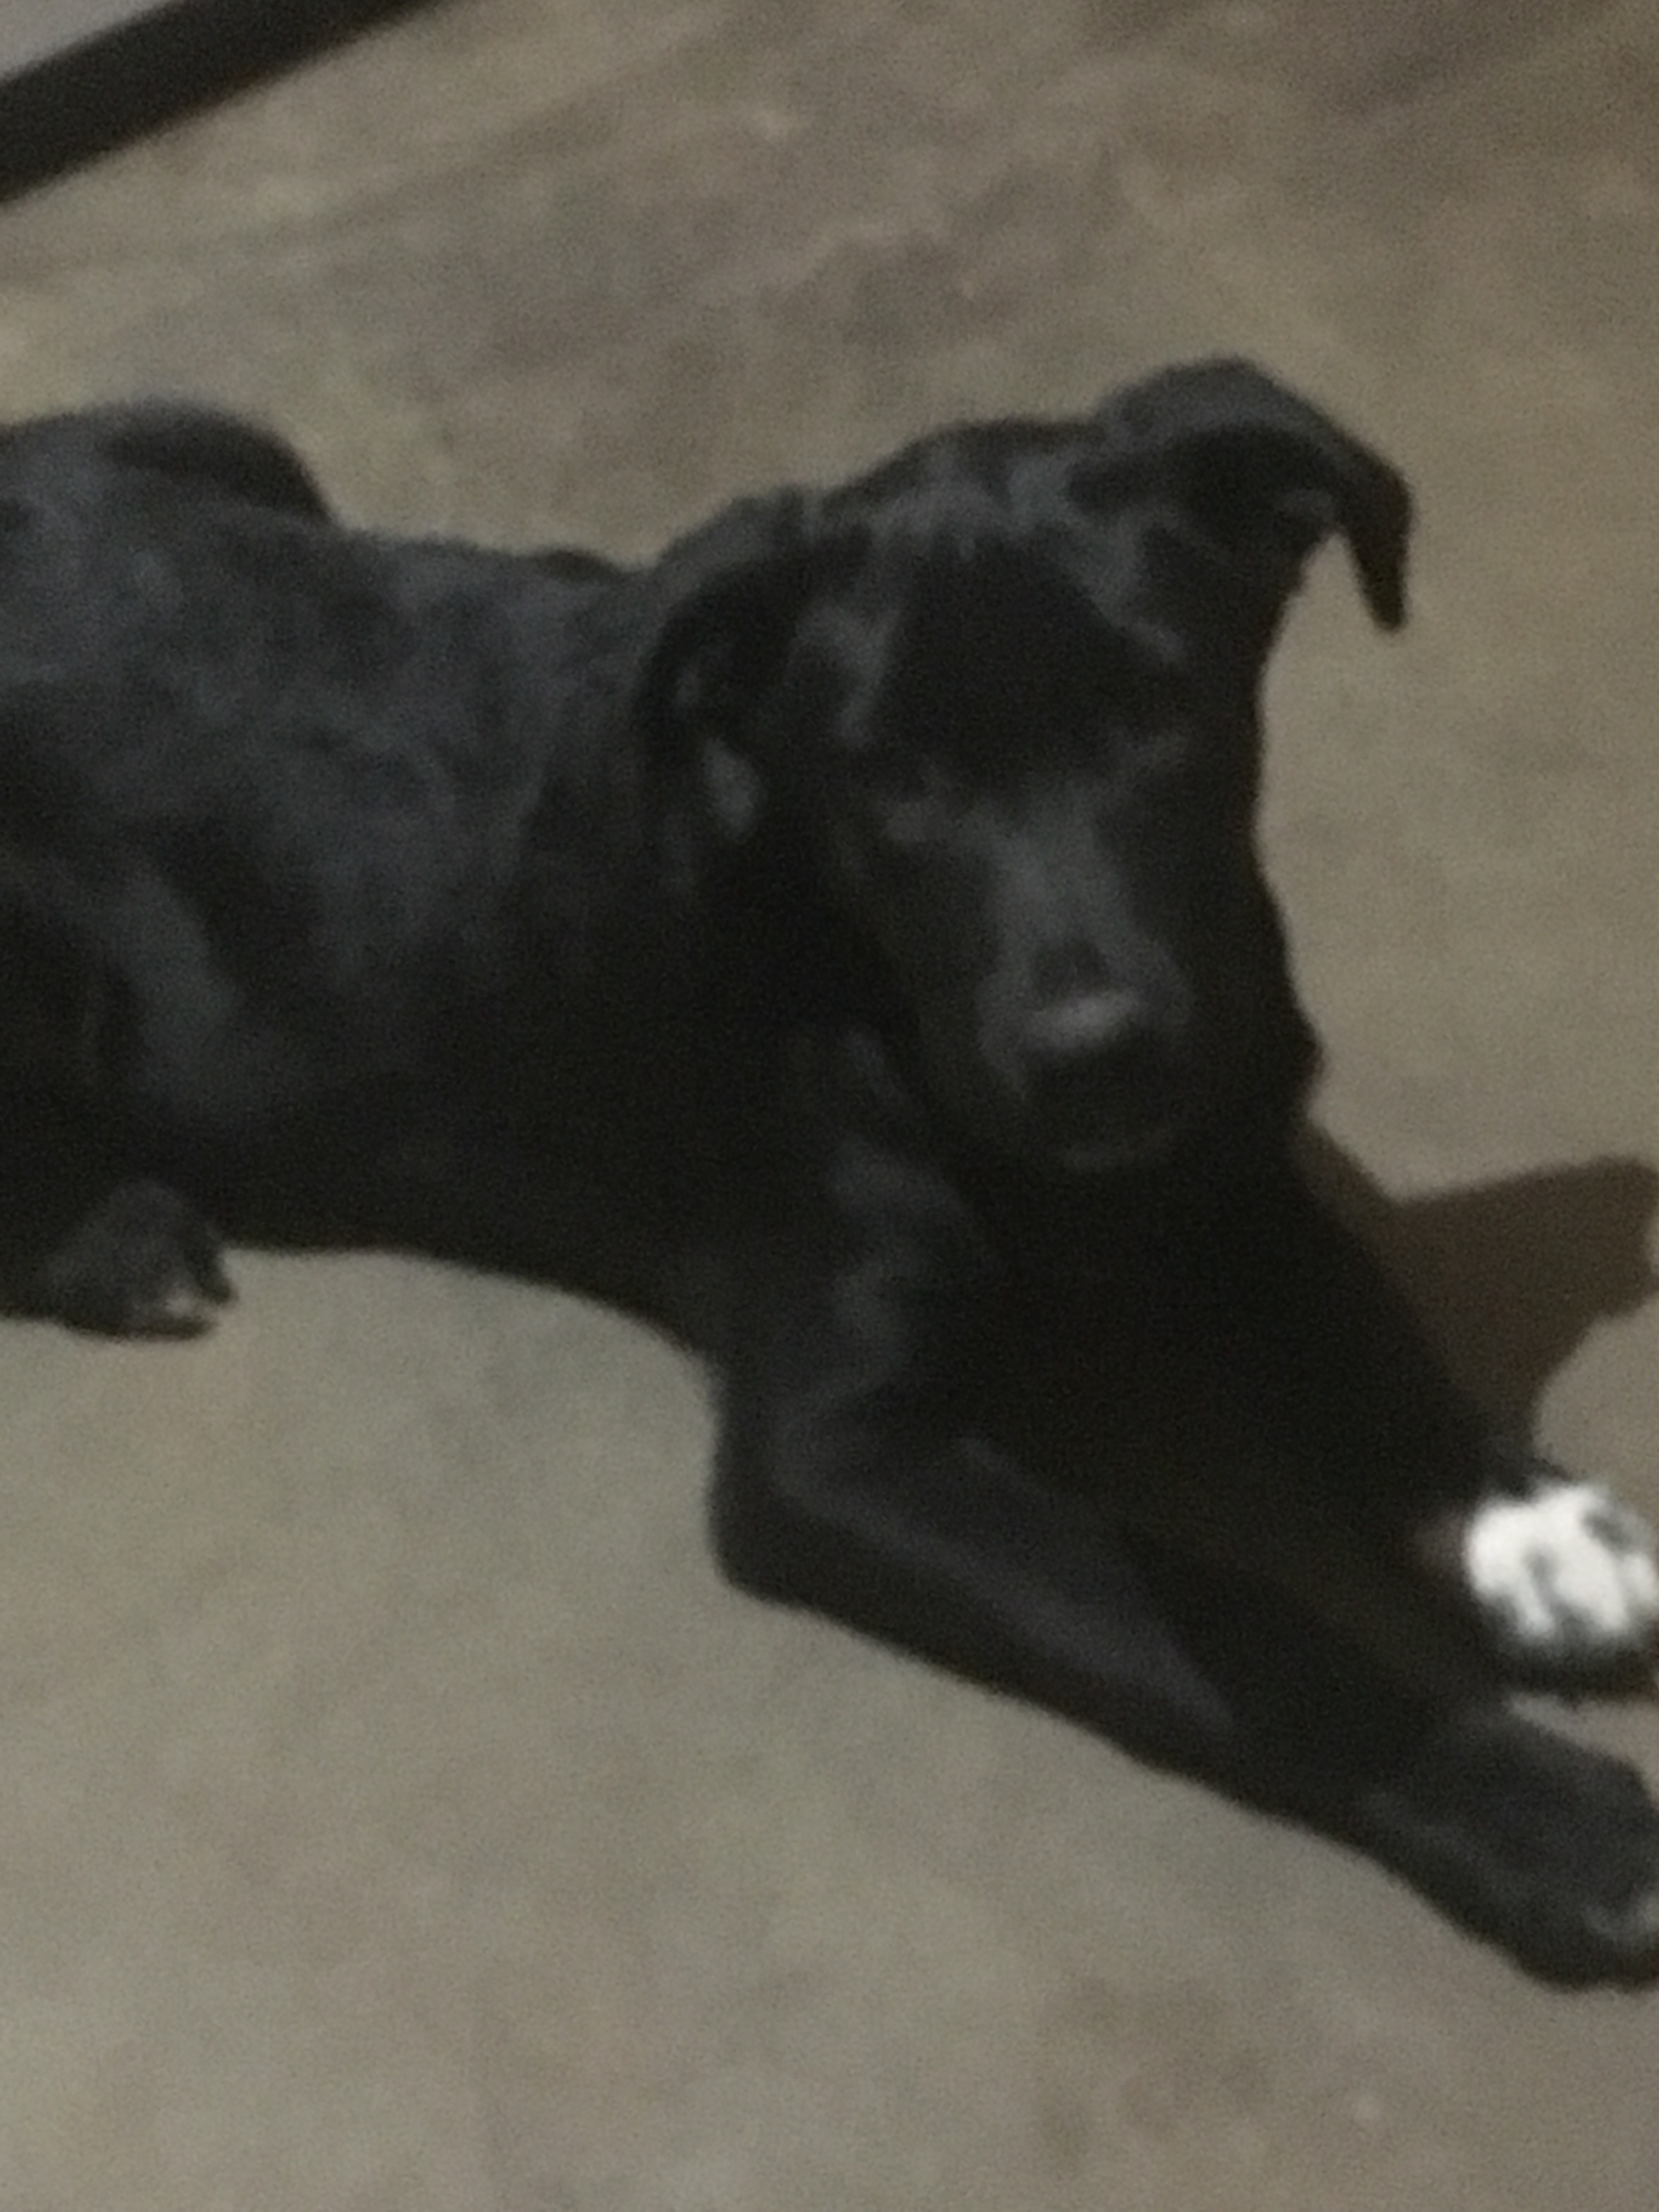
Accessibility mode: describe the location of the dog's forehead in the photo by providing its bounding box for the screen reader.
[794,520,1185,771]
[810,437,1204,648]
[822,427,1090,558]
[826,411,1194,540]
[854,521,1105,645]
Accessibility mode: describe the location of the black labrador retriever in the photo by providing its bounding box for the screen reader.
[1,360,1656,1982]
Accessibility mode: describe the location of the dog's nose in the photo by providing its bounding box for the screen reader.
[1023,987,1152,1064]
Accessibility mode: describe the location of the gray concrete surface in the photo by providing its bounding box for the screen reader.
[2,1,1659,2204]
[1,0,139,74]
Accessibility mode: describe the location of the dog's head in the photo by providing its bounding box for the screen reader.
[640,360,1409,1173]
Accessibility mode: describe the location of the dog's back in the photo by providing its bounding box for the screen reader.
[0,408,633,1139]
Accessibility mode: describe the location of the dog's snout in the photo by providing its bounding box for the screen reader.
[1024,986,1150,1065]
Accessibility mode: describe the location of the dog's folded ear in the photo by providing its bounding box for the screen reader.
[635,489,817,840]
[1090,358,1410,631]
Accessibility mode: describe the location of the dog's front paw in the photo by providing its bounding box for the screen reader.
[1462,1477,1659,1678]
[1345,1706,1659,1984]
[38,1180,234,1338]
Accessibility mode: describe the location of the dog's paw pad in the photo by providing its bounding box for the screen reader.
[1463,1481,1659,1667]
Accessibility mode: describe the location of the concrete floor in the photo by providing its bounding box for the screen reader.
[2,0,1658,2203]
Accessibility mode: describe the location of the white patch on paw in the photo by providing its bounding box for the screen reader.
[1463,1481,1659,1662]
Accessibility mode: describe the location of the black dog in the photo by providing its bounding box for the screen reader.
[2,361,1657,1981]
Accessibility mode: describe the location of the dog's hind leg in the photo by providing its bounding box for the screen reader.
[33,1176,233,1337]
[101,403,330,518]
[0,910,235,1334]
[0,1089,232,1336]
[0,399,330,520]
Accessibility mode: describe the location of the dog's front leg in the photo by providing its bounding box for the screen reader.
[708,1115,1659,1979]
[707,1118,1273,1743]
[1206,1161,1659,1689]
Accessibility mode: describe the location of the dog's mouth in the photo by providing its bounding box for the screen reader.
[930,1049,1200,1177]
[1043,1113,1193,1176]
[1015,1024,1201,1176]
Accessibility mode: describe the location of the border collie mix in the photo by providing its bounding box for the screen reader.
[1,361,1656,1980]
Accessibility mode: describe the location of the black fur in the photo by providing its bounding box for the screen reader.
[0,366,1655,1983]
